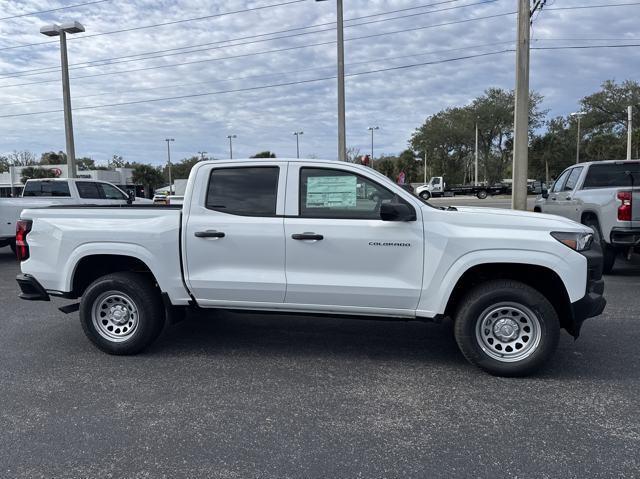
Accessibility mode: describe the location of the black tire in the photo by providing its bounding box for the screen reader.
[583,219,616,274]
[454,279,560,377]
[476,189,488,200]
[79,272,165,355]
[419,190,431,200]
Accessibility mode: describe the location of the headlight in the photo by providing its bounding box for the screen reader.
[550,231,593,251]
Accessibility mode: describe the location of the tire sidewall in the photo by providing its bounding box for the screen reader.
[455,283,559,376]
[420,191,431,200]
[80,274,163,354]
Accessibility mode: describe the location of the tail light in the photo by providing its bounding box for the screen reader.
[617,191,632,221]
[15,219,32,261]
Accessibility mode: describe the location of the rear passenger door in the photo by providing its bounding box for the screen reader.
[184,163,287,306]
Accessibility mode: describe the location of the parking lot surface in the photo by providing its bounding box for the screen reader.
[1,245,639,478]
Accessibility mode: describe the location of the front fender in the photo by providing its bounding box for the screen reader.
[417,248,587,317]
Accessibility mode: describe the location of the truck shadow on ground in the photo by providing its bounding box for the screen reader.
[151,310,469,368]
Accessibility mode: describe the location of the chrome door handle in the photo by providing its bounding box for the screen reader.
[195,230,225,238]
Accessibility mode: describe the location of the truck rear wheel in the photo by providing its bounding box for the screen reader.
[453,280,560,377]
[419,190,431,200]
[476,189,488,199]
[79,272,165,355]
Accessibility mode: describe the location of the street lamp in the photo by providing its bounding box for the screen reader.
[197,151,208,161]
[164,138,175,194]
[226,135,237,159]
[367,126,379,167]
[571,111,586,164]
[293,131,304,158]
[316,0,346,162]
[40,21,85,179]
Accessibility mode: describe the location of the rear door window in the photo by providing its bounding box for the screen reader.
[76,182,102,199]
[583,162,640,189]
[206,166,279,216]
[22,181,71,197]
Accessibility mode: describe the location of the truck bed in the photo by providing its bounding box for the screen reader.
[20,206,190,304]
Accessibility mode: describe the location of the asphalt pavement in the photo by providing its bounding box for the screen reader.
[1,240,639,478]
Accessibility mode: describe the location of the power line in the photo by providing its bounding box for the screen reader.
[0,0,111,21]
[0,0,501,79]
[545,1,640,11]
[0,0,307,52]
[0,11,517,88]
[0,41,515,107]
[0,49,514,119]
[531,43,640,50]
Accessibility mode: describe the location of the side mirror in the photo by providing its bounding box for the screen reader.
[541,189,549,199]
[380,202,416,222]
[127,191,135,204]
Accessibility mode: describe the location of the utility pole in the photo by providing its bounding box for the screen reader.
[368,126,379,167]
[511,0,531,211]
[424,148,428,184]
[571,112,585,164]
[165,138,174,194]
[474,121,479,186]
[293,131,303,158]
[198,151,207,161]
[628,105,633,160]
[227,134,236,159]
[41,22,85,179]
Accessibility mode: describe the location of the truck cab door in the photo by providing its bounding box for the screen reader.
[183,163,287,306]
[282,163,424,314]
[559,166,584,222]
[543,168,571,216]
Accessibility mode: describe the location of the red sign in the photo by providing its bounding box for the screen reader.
[51,168,62,177]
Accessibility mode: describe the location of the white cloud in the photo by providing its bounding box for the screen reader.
[0,0,638,163]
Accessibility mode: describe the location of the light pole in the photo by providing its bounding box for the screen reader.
[293,131,304,158]
[226,135,237,159]
[40,21,85,179]
[474,121,479,186]
[628,105,633,160]
[165,138,175,194]
[367,126,379,167]
[571,112,585,164]
[316,0,346,161]
[198,151,208,161]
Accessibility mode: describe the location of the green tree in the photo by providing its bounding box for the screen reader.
[110,155,127,168]
[131,163,164,198]
[40,151,67,165]
[76,157,96,171]
[165,156,199,180]
[20,166,56,184]
[250,151,276,158]
[0,156,9,173]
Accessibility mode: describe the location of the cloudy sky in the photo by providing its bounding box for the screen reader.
[0,0,638,165]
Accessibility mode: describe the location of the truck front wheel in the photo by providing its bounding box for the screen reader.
[476,189,488,199]
[79,272,165,355]
[419,190,431,200]
[453,280,560,377]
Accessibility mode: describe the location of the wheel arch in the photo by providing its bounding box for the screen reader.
[442,262,575,335]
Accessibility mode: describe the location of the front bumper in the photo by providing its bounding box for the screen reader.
[568,246,606,337]
[610,227,640,247]
[16,274,50,301]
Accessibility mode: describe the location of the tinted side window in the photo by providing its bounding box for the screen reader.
[583,163,640,189]
[299,168,411,219]
[564,167,583,191]
[23,181,71,197]
[100,183,127,200]
[551,170,571,193]
[76,182,101,199]
[206,167,279,216]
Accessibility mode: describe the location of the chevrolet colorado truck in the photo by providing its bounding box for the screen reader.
[1,178,148,251]
[15,159,606,376]
[534,160,639,273]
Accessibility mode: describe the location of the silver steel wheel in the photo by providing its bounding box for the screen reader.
[475,302,542,363]
[91,291,139,343]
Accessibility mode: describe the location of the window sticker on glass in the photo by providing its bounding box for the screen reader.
[306,175,357,208]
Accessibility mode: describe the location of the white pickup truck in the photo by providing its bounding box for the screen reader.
[534,160,639,273]
[1,178,147,251]
[16,159,606,376]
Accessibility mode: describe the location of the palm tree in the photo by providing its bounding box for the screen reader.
[131,164,164,198]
